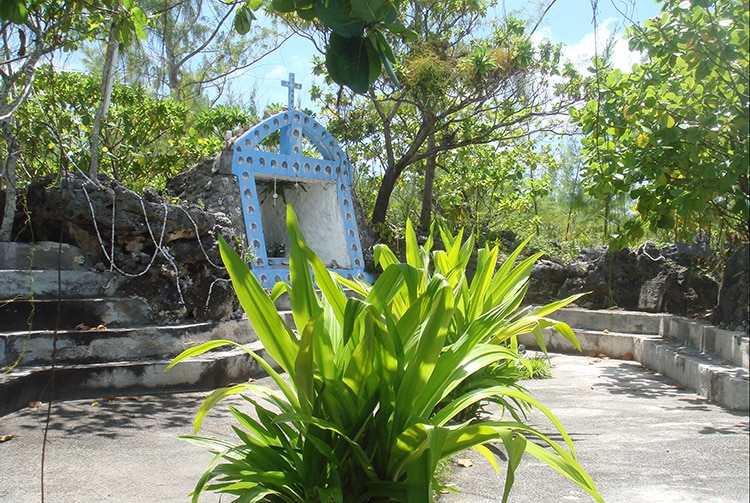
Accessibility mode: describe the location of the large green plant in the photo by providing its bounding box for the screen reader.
[168,205,602,503]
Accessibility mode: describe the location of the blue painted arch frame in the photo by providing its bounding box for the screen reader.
[230,109,368,289]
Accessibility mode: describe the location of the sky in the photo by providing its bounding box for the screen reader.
[246,0,663,110]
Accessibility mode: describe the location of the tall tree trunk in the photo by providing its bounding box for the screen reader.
[0,118,20,242]
[370,117,434,227]
[89,21,119,179]
[418,132,437,231]
[163,7,181,98]
[371,164,403,227]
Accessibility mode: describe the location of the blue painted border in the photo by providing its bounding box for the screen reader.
[230,110,369,289]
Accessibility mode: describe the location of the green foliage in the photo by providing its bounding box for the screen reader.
[0,0,147,44]
[315,3,584,230]
[168,206,602,503]
[237,0,413,93]
[571,0,749,246]
[10,67,255,191]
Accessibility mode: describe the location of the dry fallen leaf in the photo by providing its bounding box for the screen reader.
[75,323,88,330]
[587,349,597,357]
[455,458,473,468]
[622,352,633,361]
[104,396,117,402]
[0,434,14,443]
[722,360,733,366]
[602,329,610,335]
[674,385,686,391]
[591,358,601,363]
[91,401,100,407]
[27,401,42,409]
[598,353,608,359]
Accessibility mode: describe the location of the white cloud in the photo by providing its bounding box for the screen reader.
[561,18,642,73]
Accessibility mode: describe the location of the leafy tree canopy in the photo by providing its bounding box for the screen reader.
[571,0,749,246]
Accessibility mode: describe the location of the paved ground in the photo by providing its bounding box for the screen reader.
[0,354,748,502]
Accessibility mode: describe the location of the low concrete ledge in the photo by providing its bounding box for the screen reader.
[0,341,278,417]
[520,308,749,411]
[518,328,660,360]
[662,316,749,368]
[0,241,92,270]
[1,319,256,367]
[640,338,749,411]
[540,307,668,335]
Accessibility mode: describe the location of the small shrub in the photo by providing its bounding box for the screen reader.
[521,354,553,380]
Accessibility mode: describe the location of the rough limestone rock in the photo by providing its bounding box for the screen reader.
[16,172,240,324]
[713,244,749,332]
[527,242,720,318]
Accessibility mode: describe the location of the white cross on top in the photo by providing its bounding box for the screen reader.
[281,73,302,110]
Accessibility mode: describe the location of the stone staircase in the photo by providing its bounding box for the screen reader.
[519,307,749,410]
[0,242,280,416]
[2,242,748,416]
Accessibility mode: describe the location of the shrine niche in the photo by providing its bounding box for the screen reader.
[229,74,368,289]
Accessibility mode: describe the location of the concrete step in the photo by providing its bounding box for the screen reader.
[0,297,151,331]
[0,319,256,367]
[547,306,667,335]
[518,328,661,361]
[520,308,750,410]
[662,316,749,368]
[0,269,127,300]
[640,338,749,411]
[0,341,279,417]
[0,241,92,270]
